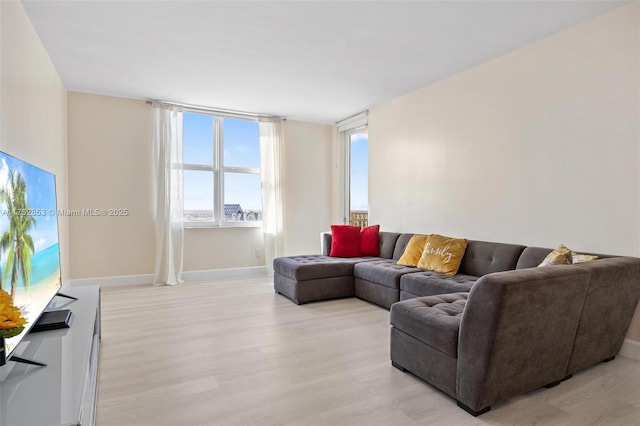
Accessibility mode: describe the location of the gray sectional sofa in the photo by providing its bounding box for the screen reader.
[273,231,640,416]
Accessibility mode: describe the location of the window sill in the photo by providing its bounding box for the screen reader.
[184,221,263,230]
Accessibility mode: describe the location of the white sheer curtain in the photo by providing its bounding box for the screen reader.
[259,118,285,276]
[152,102,184,286]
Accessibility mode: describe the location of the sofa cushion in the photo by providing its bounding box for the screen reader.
[459,240,526,277]
[417,234,467,275]
[400,271,478,297]
[274,255,374,281]
[390,293,468,357]
[354,259,419,289]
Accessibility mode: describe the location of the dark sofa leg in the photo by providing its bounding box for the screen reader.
[457,401,491,417]
[602,355,615,363]
[562,374,573,382]
[544,380,561,389]
[391,361,406,372]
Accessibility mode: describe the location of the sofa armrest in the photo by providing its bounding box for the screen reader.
[321,232,332,256]
[456,266,591,413]
[567,257,640,374]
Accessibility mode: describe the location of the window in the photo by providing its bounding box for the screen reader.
[336,111,368,226]
[182,111,262,226]
[345,129,368,227]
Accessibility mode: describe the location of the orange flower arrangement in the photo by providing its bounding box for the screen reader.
[0,289,27,338]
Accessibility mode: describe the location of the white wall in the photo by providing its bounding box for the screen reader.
[183,227,265,271]
[283,120,333,255]
[369,3,640,341]
[370,3,639,255]
[67,93,155,279]
[66,93,334,278]
[0,1,68,281]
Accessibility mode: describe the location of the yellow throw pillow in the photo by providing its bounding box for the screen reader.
[538,245,573,266]
[397,234,429,267]
[417,234,467,275]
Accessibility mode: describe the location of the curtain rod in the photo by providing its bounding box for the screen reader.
[335,110,368,126]
[146,99,284,120]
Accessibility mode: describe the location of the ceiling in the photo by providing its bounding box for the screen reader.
[22,0,630,124]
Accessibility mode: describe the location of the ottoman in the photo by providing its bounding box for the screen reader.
[273,255,374,304]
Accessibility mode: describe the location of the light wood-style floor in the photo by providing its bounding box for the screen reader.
[97,278,640,426]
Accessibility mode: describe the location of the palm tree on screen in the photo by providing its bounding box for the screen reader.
[0,170,35,300]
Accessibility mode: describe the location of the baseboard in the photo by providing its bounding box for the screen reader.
[68,273,154,287]
[68,266,268,288]
[182,266,268,283]
[620,338,640,361]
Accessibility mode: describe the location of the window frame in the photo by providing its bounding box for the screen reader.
[182,110,263,229]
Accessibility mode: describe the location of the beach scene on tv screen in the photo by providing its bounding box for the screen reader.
[0,153,61,356]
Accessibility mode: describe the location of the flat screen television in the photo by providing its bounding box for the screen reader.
[0,151,62,366]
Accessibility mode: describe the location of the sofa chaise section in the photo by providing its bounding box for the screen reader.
[274,256,368,304]
[274,231,402,305]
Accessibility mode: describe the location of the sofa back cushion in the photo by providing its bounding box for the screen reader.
[379,232,401,259]
[458,240,526,277]
[515,247,553,269]
[516,246,612,269]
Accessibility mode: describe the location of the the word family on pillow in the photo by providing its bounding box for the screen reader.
[329,224,380,257]
[417,234,468,275]
[538,244,599,267]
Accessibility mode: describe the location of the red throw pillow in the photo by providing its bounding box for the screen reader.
[361,225,380,256]
[330,225,362,257]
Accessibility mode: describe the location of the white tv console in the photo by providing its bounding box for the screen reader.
[0,286,100,426]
